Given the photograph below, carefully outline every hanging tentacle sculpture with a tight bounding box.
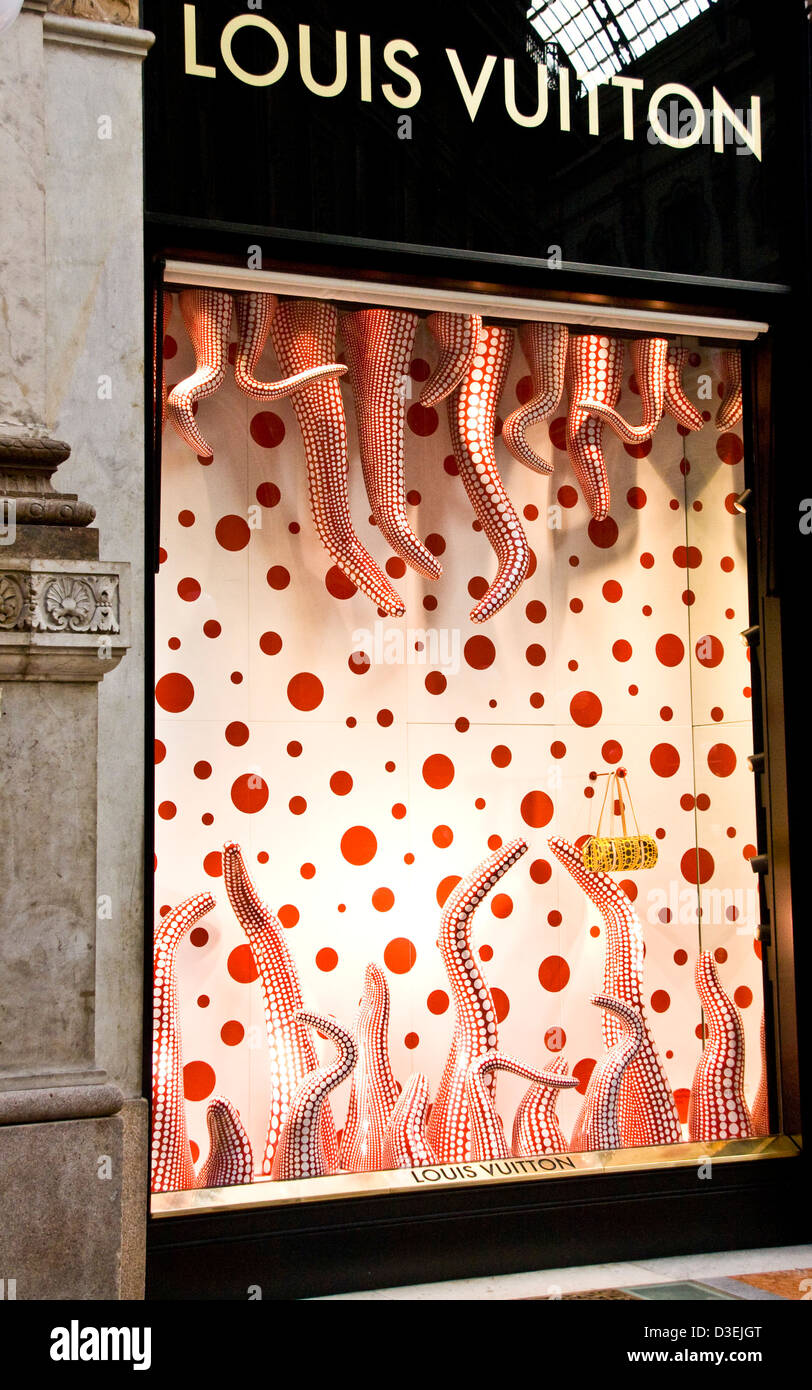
[579,336,668,444]
[688,951,753,1142]
[419,311,482,407]
[222,841,340,1176]
[166,289,233,460]
[466,1052,575,1162]
[195,1097,254,1190]
[338,962,399,1173]
[271,1012,358,1181]
[381,1073,437,1170]
[664,344,705,432]
[234,291,347,399]
[565,333,625,520]
[502,321,569,471]
[447,324,530,622]
[270,299,405,616]
[341,307,442,579]
[426,838,528,1163]
[511,1053,580,1157]
[716,347,743,430]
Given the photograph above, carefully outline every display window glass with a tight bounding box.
[151,274,771,1216]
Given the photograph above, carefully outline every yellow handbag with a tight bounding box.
[582,768,658,872]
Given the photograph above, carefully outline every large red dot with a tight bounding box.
[316,947,338,972]
[250,411,285,448]
[464,635,496,670]
[436,875,461,907]
[267,565,290,590]
[341,825,377,865]
[256,481,281,508]
[325,566,357,600]
[230,774,269,814]
[696,635,724,668]
[407,402,438,436]
[680,848,715,884]
[656,634,685,667]
[491,893,513,919]
[203,851,222,878]
[491,745,512,768]
[650,743,680,777]
[570,691,602,726]
[225,721,249,746]
[588,517,618,549]
[259,631,282,656]
[221,1021,245,1046]
[650,990,670,1013]
[330,770,353,796]
[215,515,250,551]
[384,937,416,973]
[183,1061,216,1102]
[492,987,510,1022]
[530,859,552,884]
[287,672,324,711]
[155,673,194,713]
[372,887,395,912]
[716,432,744,465]
[427,989,449,1015]
[708,744,737,776]
[521,790,554,828]
[572,1058,596,1095]
[422,754,455,789]
[612,640,632,662]
[227,944,259,983]
[538,956,570,991]
[278,904,299,929]
[177,577,201,602]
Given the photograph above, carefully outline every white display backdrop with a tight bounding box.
[154,295,763,1187]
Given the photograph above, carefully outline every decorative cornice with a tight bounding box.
[0,431,96,528]
[47,0,136,25]
[0,559,129,680]
[0,568,119,634]
[43,11,154,57]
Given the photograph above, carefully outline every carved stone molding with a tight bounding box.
[0,568,119,633]
[0,558,129,680]
[47,0,137,24]
[0,431,96,528]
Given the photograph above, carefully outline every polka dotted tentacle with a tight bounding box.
[502,321,569,472]
[688,951,752,1142]
[270,299,405,616]
[382,1072,437,1170]
[426,837,528,1163]
[447,324,530,622]
[548,837,681,1146]
[716,348,743,430]
[581,337,669,444]
[271,1011,358,1181]
[234,291,347,400]
[338,962,400,1172]
[341,307,442,580]
[664,344,705,431]
[750,1010,769,1136]
[222,841,339,1176]
[195,1096,254,1190]
[466,1051,567,1162]
[151,891,216,1193]
[420,311,482,407]
[167,289,233,460]
[570,994,644,1152]
[512,1053,580,1157]
[565,333,624,520]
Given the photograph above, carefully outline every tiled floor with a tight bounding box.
[309,1245,812,1300]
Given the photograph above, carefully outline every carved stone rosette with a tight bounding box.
[0,570,120,634]
[0,560,129,680]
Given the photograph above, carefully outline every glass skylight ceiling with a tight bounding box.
[528,1,716,90]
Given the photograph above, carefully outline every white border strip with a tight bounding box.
[165,260,767,341]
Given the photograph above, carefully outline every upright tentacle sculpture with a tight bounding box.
[420,311,482,407]
[579,337,668,444]
[270,300,405,616]
[151,892,216,1193]
[569,994,644,1152]
[466,1052,572,1162]
[341,307,442,580]
[565,334,625,520]
[716,348,743,430]
[689,951,753,1142]
[427,838,528,1163]
[338,963,399,1173]
[750,1011,769,1136]
[381,1073,437,1170]
[166,289,233,460]
[447,324,530,622]
[664,344,705,432]
[271,1012,358,1181]
[502,321,569,472]
[195,1097,254,1190]
[234,291,346,399]
[511,1053,580,1157]
[222,841,339,1176]
[548,837,681,1146]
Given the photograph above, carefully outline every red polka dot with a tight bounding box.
[526,643,546,667]
[203,851,222,877]
[491,893,513,919]
[521,790,554,828]
[183,1061,215,1102]
[720,556,735,573]
[538,955,570,991]
[550,741,567,760]
[225,721,249,747]
[672,545,702,569]
[425,671,447,695]
[468,576,488,600]
[711,707,724,722]
[177,577,201,602]
[250,411,285,448]
[650,990,670,1013]
[221,1021,244,1046]
[547,910,562,927]
[572,1058,595,1095]
[696,793,710,811]
[432,824,453,847]
[479,944,493,962]
[492,987,510,1022]
[708,744,736,776]
[330,770,353,796]
[656,634,685,666]
[407,402,438,436]
[491,744,512,768]
[404,1032,419,1050]
[256,481,281,508]
[278,904,299,929]
[427,989,449,1014]
[156,673,194,713]
[154,739,166,764]
[529,692,544,709]
[288,795,307,815]
[227,945,258,983]
[557,484,578,508]
[673,1088,691,1124]
[602,580,622,602]
[341,826,377,865]
[385,557,406,579]
[348,651,370,675]
[230,774,269,814]
[734,986,752,1009]
[384,937,416,973]
[680,848,715,884]
[601,740,623,764]
[436,875,461,907]
[377,708,394,727]
[287,672,324,711]
[674,949,688,966]
[300,863,316,879]
[627,487,646,509]
[530,859,552,884]
[422,754,455,789]
[325,566,357,599]
[287,741,302,757]
[215,515,250,551]
[570,691,602,726]
[650,743,680,777]
[588,517,618,549]
[410,357,430,382]
[695,635,724,668]
[267,565,290,590]
[717,433,744,465]
[464,635,496,670]
[372,887,395,912]
[624,439,651,459]
[193,760,211,779]
[203,619,221,638]
[391,803,406,820]
[569,598,583,614]
[612,640,632,662]
[640,552,654,569]
[259,631,282,656]
[316,947,338,972]
[189,928,208,949]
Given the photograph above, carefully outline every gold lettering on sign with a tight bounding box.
[381,39,421,109]
[299,25,348,98]
[220,14,289,88]
[648,82,705,148]
[445,49,498,122]
[184,3,215,80]
[503,58,549,128]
